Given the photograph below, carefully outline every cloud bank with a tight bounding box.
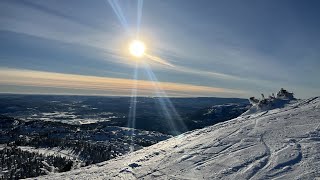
[0,68,244,97]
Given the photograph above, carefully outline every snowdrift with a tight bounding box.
[36,97,320,179]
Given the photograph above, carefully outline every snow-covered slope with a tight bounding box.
[36,97,320,180]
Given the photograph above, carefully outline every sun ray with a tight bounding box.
[127,62,139,152]
[107,0,130,34]
[142,62,188,135]
[137,0,144,38]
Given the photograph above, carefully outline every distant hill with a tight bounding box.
[0,94,249,134]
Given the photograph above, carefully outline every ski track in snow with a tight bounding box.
[32,97,320,180]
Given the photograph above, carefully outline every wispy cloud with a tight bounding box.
[0,68,245,97]
[144,53,175,67]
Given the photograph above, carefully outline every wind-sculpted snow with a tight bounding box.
[37,97,320,179]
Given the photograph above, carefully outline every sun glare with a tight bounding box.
[129,40,145,57]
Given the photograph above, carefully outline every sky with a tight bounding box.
[0,0,320,98]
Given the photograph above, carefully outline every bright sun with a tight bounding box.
[129,40,145,57]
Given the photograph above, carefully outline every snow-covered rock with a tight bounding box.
[36,97,320,179]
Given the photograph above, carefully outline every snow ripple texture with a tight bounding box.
[34,97,320,180]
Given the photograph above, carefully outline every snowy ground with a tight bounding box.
[35,97,320,180]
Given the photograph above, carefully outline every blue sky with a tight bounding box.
[0,0,319,98]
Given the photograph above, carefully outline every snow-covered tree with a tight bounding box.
[276,88,295,100]
[242,88,296,116]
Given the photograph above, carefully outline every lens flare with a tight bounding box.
[129,40,145,57]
